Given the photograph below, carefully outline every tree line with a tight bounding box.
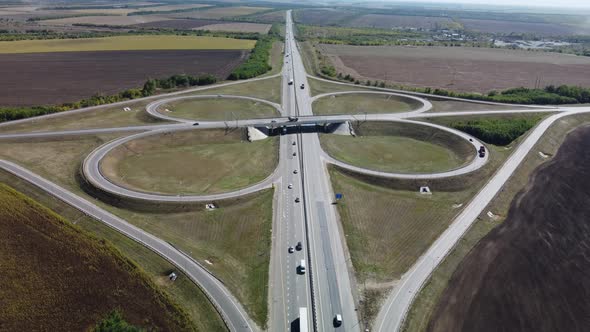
[451,118,540,145]
[228,37,273,80]
[0,74,217,123]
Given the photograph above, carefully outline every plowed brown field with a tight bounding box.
[428,125,590,332]
[0,49,247,106]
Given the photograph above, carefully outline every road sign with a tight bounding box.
[335,193,343,200]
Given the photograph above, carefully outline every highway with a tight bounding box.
[1,8,590,332]
[283,10,359,331]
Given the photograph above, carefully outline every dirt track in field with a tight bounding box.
[0,49,247,106]
[320,44,590,93]
[428,125,590,332]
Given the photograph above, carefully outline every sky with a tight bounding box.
[389,0,590,9]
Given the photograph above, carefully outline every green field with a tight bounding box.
[191,76,282,103]
[160,97,278,121]
[0,133,274,327]
[320,121,473,173]
[307,76,373,96]
[0,35,255,54]
[101,130,278,195]
[322,135,466,173]
[402,112,590,332]
[313,93,417,115]
[0,183,196,331]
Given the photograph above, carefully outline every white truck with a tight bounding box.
[299,307,308,332]
[288,79,294,85]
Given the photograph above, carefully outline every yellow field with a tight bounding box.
[0,35,255,54]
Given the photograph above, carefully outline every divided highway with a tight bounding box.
[2,8,590,332]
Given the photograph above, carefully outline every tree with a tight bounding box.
[142,79,157,96]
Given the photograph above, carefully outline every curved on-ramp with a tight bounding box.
[0,159,257,332]
[82,127,281,203]
[321,118,488,179]
[311,90,432,116]
[146,94,283,123]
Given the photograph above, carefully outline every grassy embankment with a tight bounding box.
[101,129,279,195]
[402,112,590,332]
[159,98,278,121]
[312,93,417,115]
[0,183,198,331]
[320,121,473,174]
[0,134,274,328]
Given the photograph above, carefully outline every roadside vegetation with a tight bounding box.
[0,134,274,328]
[427,114,545,145]
[402,112,590,332]
[451,117,541,145]
[229,25,281,80]
[159,97,278,121]
[0,183,195,331]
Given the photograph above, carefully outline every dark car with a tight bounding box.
[479,151,486,158]
[295,197,300,203]
[193,122,199,126]
[296,242,302,251]
[288,116,298,122]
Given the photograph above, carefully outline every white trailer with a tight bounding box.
[299,307,308,332]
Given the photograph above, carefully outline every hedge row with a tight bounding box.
[451,118,539,145]
[228,37,273,80]
[0,74,216,123]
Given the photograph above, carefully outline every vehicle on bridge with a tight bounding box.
[288,116,298,122]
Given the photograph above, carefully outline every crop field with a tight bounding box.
[128,4,211,12]
[0,49,248,106]
[101,129,278,195]
[0,133,274,327]
[294,8,359,26]
[460,18,590,36]
[167,6,270,20]
[134,18,224,29]
[246,10,285,23]
[196,22,272,34]
[0,35,255,54]
[318,44,590,93]
[0,183,194,331]
[312,93,418,115]
[320,121,473,173]
[402,112,590,332]
[428,126,590,332]
[159,97,278,120]
[345,14,452,30]
[38,14,172,26]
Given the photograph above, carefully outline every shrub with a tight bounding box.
[451,118,540,145]
[228,37,273,80]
